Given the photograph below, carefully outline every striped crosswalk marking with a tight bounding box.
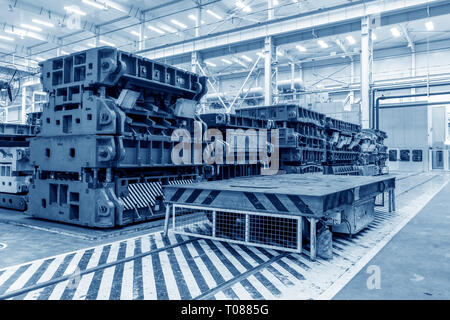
[120,239,136,300]
[72,246,103,300]
[141,236,157,299]
[96,242,120,300]
[48,250,85,300]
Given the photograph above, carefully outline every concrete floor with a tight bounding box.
[334,180,450,300]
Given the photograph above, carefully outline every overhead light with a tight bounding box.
[346,35,356,45]
[64,6,87,16]
[296,45,306,52]
[87,42,95,47]
[317,39,328,48]
[205,61,216,67]
[188,14,205,24]
[236,1,251,13]
[425,21,434,31]
[60,50,69,55]
[276,49,283,56]
[170,19,187,29]
[35,56,45,62]
[130,30,140,37]
[20,23,42,32]
[256,52,265,58]
[232,57,247,67]
[159,24,177,33]
[372,32,377,40]
[241,54,252,62]
[206,9,222,20]
[148,25,165,34]
[221,58,232,64]
[273,0,279,5]
[99,39,115,46]
[390,27,401,37]
[82,0,107,10]
[0,35,14,41]
[31,19,54,28]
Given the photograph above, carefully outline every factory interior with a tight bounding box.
[0,0,449,304]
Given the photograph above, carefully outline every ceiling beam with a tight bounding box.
[139,0,449,62]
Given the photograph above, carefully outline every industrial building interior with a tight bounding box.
[0,0,449,303]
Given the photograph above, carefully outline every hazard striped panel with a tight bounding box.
[120,182,163,211]
[120,180,196,211]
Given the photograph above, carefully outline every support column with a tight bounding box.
[139,12,146,51]
[360,16,373,129]
[94,26,100,46]
[411,49,416,100]
[191,51,200,73]
[264,36,274,105]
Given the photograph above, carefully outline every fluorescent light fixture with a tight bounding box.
[170,19,187,29]
[0,35,14,41]
[35,56,45,61]
[206,9,222,20]
[372,32,377,40]
[276,50,283,56]
[296,45,306,52]
[31,19,54,28]
[205,61,216,67]
[390,27,401,37]
[241,54,252,62]
[256,52,264,58]
[130,31,140,37]
[232,57,247,67]
[60,50,69,55]
[20,23,42,32]
[159,24,177,33]
[99,39,115,46]
[236,1,251,12]
[425,21,434,31]
[148,25,165,34]
[82,0,106,10]
[188,14,204,24]
[64,6,87,16]
[87,42,96,47]
[317,39,328,48]
[346,35,356,45]
[273,0,279,5]
[221,58,232,64]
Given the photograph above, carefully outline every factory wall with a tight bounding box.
[379,106,429,172]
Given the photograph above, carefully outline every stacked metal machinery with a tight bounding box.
[323,117,362,175]
[356,129,389,176]
[0,122,37,210]
[28,47,213,227]
[235,104,327,173]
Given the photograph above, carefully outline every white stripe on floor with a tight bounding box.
[23,256,65,300]
[120,239,136,300]
[48,250,85,300]
[185,242,217,290]
[5,261,44,294]
[72,246,103,300]
[141,236,157,300]
[96,242,121,300]
[172,244,202,298]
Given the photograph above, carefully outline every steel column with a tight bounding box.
[360,15,373,129]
